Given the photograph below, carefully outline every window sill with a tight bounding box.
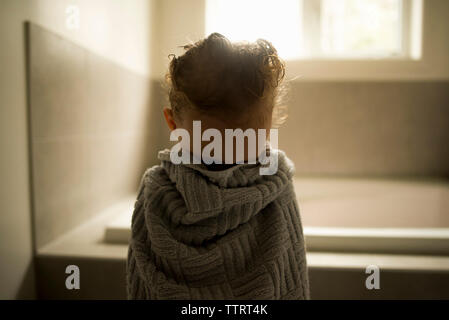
[285,56,420,62]
[283,58,446,81]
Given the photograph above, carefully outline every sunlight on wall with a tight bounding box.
[205,0,302,60]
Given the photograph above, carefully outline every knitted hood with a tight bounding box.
[153,149,295,245]
[127,149,309,299]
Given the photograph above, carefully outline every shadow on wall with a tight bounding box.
[25,22,168,252]
[146,79,171,164]
[15,261,36,299]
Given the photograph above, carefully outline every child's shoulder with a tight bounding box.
[140,164,171,189]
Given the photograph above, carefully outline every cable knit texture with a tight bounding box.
[127,149,310,299]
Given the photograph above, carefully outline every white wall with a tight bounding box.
[151,0,205,77]
[0,0,155,299]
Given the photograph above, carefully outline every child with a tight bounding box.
[126,33,309,299]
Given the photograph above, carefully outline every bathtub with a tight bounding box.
[103,177,449,256]
[38,177,449,299]
[294,177,449,255]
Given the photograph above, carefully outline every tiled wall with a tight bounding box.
[279,81,449,177]
[27,23,165,249]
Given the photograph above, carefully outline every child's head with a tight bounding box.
[163,33,286,134]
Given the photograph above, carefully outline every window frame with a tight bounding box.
[302,0,416,60]
[205,0,422,61]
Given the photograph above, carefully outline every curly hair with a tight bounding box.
[166,33,287,127]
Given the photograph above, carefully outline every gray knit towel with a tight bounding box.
[127,148,310,299]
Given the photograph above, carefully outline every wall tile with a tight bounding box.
[27,23,154,249]
[280,81,449,176]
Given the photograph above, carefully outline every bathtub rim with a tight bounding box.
[304,226,449,255]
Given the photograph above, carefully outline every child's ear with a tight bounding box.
[163,107,177,131]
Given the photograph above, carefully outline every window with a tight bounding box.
[205,0,422,60]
